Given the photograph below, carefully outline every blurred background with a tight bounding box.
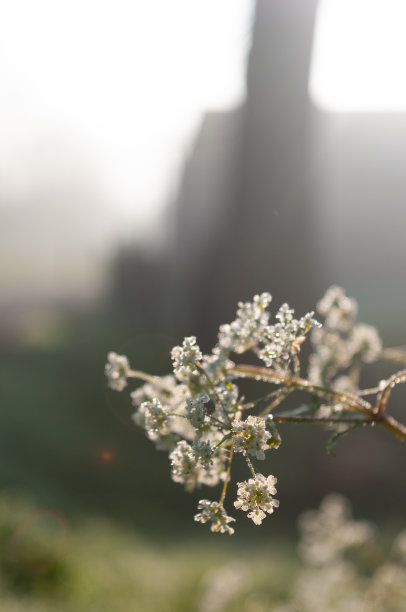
[1,0,406,609]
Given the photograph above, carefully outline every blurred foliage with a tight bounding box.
[0,495,298,612]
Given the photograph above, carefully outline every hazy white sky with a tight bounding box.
[0,0,254,236]
[310,0,406,112]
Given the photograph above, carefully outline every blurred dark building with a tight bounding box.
[169,0,320,347]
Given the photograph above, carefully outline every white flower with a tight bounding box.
[317,285,358,331]
[232,415,273,460]
[194,500,235,535]
[298,494,374,565]
[105,352,130,391]
[234,473,279,525]
[218,293,272,353]
[192,439,213,469]
[171,336,202,380]
[170,440,225,491]
[142,398,171,441]
[259,305,320,368]
[348,323,382,363]
[186,393,210,431]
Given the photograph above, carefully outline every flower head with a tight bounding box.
[171,336,202,380]
[232,415,274,460]
[194,500,235,535]
[234,473,279,525]
[105,352,130,391]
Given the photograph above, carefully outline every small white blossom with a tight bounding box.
[232,415,273,460]
[317,285,358,331]
[194,500,235,535]
[216,382,239,416]
[142,398,171,441]
[218,293,272,353]
[259,306,320,368]
[105,352,130,391]
[186,393,210,431]
[170,440,225,491]
[200,347,235,384]
[234,473,279,525]
[193,439,214,469]
[171,336,202,380]
[348,323,382,363]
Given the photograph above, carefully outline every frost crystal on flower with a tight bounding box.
[142,398,171,441]
[349,323,382,363]
[232,415,274,460]
[186,393,210,431]
[170,440,225,491]
[234,474,279,525]
[259,305,320,368]
[170,440,197,489]
[317,285,358,331]
[218,292,272,353]
[171,336,203,380]
[194,500,235,535]
[193,439,214,469]
[215,382,239,417]
[105,352,130,391]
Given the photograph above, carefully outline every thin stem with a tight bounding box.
[212,433,231,451]
[230,364,373,415]
[380,347,406,365]
[376,369,406,416]
[219,441,234,506]
[378,413,406,441]
[259,389,291,417]
[244,453,256,478]
[128,369,163,384]
[273,415,371,425]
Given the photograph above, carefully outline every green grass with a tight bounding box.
[0,495,298,612]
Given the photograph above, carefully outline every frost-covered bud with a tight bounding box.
[275,302,294,325]
[317,285,358,331]
[200,347,235,384]
[194,500,235,535]
[259,305,320,368]
[170,440,224,490]
[186,393,210,431]
[216,382,239,416]
[105,352,130,391]
[218,293,272,353]
[142,398,170,440]
[348,323,382,363]
[193,439,213,470]
[170,440,198,489]
[234,474,279,525]
[232,415,273,460]
[171,336,202,380]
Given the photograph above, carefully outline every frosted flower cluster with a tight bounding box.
[232,415,274,460]
[272,495,406,612]
[298,494,374,565]
[259,304,320,368]
[171,336,203,380]
[105,352,130,391]
[105,286,405,534]
[234,473,279,525]
[218,292,272,353]
[309,286,382,392]
[194,500,235,535]
[170,440,226,492]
